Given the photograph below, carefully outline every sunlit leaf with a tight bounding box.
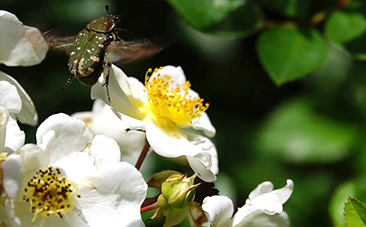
[168,0,264,39]
[258,27,328,84]
[344,197,366,227]
[329,181,359,227]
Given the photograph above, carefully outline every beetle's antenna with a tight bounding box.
[105,5,110,14]
[61,75,74,93]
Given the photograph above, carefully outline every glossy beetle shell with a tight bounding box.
[86,15,118,33]
[68,29,113,85]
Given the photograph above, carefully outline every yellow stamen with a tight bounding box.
[22,167,80,221]
[145,67,209,126]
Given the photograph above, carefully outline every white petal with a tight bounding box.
[78,162,147,227]
[4,117,25,152]
[2,154,23,198]
[4,199,22,227]
[192,112,216,137]
[88,135,121,166]
[186,153,216,182]
[250,180,294,215]
[36,113,93,164]
[54,152,96,183]
[40,212,89,227]
[0,80,22,114]
[271,179,294,204]
[146,121,218,181]
[0,72,38,125]
[248,182,274,200]
[18,144,50,174]
[234,211,290,227]
[70,111,92,126]
[6,200,84,227]
[91,64,149,121]
[188,133,219,175]
[201,195,234,227]
[232,204,258,226]
[151,65,187,87]
[232,180,294,226]
[0,106,10,151]
[0,10,47,66]
[146,121,202,158]
[114,111,147,131]
[87,100,146,156]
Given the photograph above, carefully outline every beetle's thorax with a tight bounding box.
[86,15,118,33]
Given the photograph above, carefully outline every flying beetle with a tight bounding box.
[44,5,166,102]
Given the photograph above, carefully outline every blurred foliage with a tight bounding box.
[2,0,366,226]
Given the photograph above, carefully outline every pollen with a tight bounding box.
[145,67,209,126]
[22,166,80,221]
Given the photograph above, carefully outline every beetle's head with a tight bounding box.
[105,5,122,23]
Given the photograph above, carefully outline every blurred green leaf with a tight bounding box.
[344,197,366,227]
[167,0,264,39]
[310,43,352,97]
[257,27,328,84]
[258,0,310,18]
[325,1,366,59]
[255,96,358,163]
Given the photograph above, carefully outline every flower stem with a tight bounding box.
[141,202,159,213]
[135,138,150,170]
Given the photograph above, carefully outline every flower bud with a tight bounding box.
[161,173,200,209]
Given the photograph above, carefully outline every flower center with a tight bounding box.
[22,166,80,221]
[145,67,209,126]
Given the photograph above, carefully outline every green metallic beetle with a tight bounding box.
[44,5,166,102]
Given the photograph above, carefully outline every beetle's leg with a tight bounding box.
[102,61,111,103]
[61,75,74,93]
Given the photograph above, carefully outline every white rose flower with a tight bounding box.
[91,65,218,182]
[1,113,147,227]
[190,180,294,227]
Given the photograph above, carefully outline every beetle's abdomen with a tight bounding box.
[68,29,111,83]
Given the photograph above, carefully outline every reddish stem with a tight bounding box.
[135,138,150,170]
[140,202,159,213]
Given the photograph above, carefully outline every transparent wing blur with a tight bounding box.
[43,30,76,54]
[106,39,167,64]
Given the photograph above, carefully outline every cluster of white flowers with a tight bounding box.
[0,10,294,227]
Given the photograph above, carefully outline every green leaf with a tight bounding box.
[255,96,358,163]
[258,0,310,18]
[345,197,366,227]
[329,182,358,227]
[167,0,264,39]
[325,1,366,59]
[329,181,366,227]
[257,27,328,84]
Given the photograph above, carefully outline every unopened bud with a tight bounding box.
[161,173,200,209]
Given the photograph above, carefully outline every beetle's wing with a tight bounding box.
[43,30,76,54]
[106,39,168,64]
